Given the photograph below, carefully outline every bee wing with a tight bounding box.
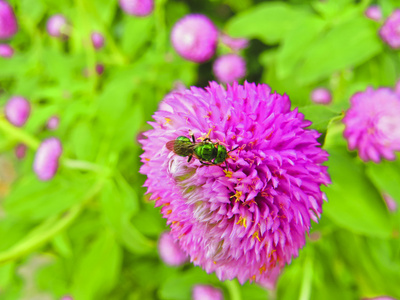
[166,140,176,152]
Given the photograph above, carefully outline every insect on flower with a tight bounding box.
[165,130,238,165]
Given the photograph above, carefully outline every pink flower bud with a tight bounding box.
[220,33,249,51]
[47,115,60,131]
[365,5,382,22]
[310,88,332,104]
[33,137,63,181]
[192,285,223,300]
[95,63,104,75]
[0,43,13,58]
[213,54,246,84]
[158,231,188,266]
[5,96,30,127]
[171,14,218,63]
[382,193,398,212]
[379,10,400,49]
[119,0,154,17]
[91,31,104,50]
[46,14,70,39]
[14,143,27,160]
[0,0,17,39]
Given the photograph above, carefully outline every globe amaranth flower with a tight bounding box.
[192,285,223,300]
[213,54,246,84]
[119,0,154,17]
[33,137,62,181]
[171,14,218,63]
[343,87,400,163]
[0,0,17,39]
[158,231,188,266]
[365,5,382,22]
[91,31,104,50]
[5,96,30,127]
[140,82,330,284]
[0,43,13,58]
[379,10,400,49]
[46,14,70,39]
[310,88,332,105]
[220,33,249,51]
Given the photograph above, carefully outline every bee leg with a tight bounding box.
[228,146,239,153]
[187,155,193,163]
[191,134,196,144]
[199,161,213,166]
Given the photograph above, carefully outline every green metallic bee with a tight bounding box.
[166,133,237,165]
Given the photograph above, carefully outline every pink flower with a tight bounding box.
[0,0,17,39]
[46,14,70,39]
[158,231,188,266]
[91,31,104,50]
[220,33,249,51]
[119,0,154,17]
[5,96,30,127]
[365,5,382,22]
[379,10,400,49]
[0,43,13,58]
[213,54,246,84]
[395,79,400,96]
[343,87,400,162]
[171,14,218,63]
[192,285,223,300]
[47,115,60,131]
[310,88,332,104]
[14,143,27,160]
[33,138,63,181]
[140,82,330,284]
[382,193,398,212]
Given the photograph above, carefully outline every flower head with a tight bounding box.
[0,43,13,58]
[158,231,188,266]
[46,14,70,39]
[192,285,223,300]
[0,0,17,39]
[5,96,30,127]
[365,5,382,22]
[379,10,400,49]
[343,87,400,163]
[140,82,330,284]
[91,31,104,50]
[119,0,154,17]
[33,137,63,181]
[171,14,218,63]
[310,88,332,105]
[220,33,249,51]
[213,54,246,84]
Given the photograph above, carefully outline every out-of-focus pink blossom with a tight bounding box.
[33,138,63,181]
[5,96,30,127]
[119,0,154,17]
[47,115,60,131]
[365,5,382,22]
[14,143,27,160]
[192,285,223,300]
[310,88,332,105]
[46,14,70,39]
[0,43,13,58]
[213,54,246,84]
[220,33,249,51]
[382,193,398,212]
[91,31,104,50]
[0,0,17,39]
[379,10,400,49]
[158,231,188,266]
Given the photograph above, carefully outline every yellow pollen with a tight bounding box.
[224,170,233,178]
[230,190,242,202]
[144,158,150,161]
[164,117,171,124]
[250,275,256,282]
[198,128,213,141]
[252,231,261,242]
[213,261,217,264]
[268,249,276,259]
[236,216,247,228]
[259,264,266,274]
[166,209,172,215]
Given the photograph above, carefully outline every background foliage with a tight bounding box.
[0,0,399,299]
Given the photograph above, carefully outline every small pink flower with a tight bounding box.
[379,9,400,49]
[47,115,60,131]
[119,0,154,17]
[33,138,63,181]
[343,87,400,162]
[213,54,246,84]
[171,14,218,63]
[0,0,18,39]
[192,285,223,300]
[46,14,70,39]
[14,143,27,160]
[220,33,249,51]
[365,5,382,22]
[158,231,188,266]
[95,63,104,75]
[310,88,332,104]
[382,193,398,212]
[5,96,30,127]
[0,43,13,58]
[91,31,104,50]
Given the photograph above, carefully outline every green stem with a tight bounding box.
[63,158,110,174]
[224,280,242,300]
[0,116,40,149]
[299,258,313,300]
[0,181,103,265]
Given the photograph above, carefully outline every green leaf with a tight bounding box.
[322,146,392,238]
[225,2,310,44]
[300,105,341,133]
[298,17,382,84]
[71,230,122,300]
[121,16,154,57]
[69,121,99,161]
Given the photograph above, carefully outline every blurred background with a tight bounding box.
[0,0,399,299]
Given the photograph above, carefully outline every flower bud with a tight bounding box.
[14,143,27,160]
[192,285,223,300]
[365,5,382,22]
[158,231,188,266]
[0,0,17,39]
[310,88,332,104]
[46,14,70,39]
[382,193,398,212]
[0,43,13,58]
[4,96,30,127]
[47,115,60,131]
[171,14,218,63]
[213,54,246,84]
[119,0,154,17]
[91,31,104,50]
[33,138,63,181]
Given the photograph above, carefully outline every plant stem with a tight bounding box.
[63,158,110,174]
[0,116,40,149]
[224,280,242,300]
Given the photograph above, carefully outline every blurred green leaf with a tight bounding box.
[121,16,154,58]
[300,105,341,133]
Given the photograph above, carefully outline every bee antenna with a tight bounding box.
[228,146,239,153]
